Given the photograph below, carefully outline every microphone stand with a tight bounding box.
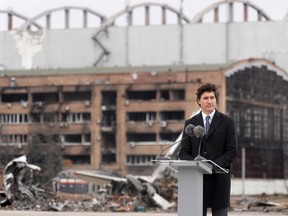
[194,137,206,161]
[155,135,190,161]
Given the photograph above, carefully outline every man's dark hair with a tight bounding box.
[196,83,219,101]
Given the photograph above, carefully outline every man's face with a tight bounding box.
[197,91,216,115]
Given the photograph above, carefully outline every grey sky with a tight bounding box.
[1,0,287,21]
[0,0,288,20]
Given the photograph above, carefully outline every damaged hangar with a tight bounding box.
[0,0,288,191]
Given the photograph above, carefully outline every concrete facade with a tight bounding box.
[0,65,226,175]
[1,22,288,72]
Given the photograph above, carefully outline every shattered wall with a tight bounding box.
[10,30,45,69]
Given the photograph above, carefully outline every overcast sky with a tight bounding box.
[0,0,287,28]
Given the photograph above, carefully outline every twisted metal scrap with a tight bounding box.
[0,155,41,207]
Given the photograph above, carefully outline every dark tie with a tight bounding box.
[205,116,210,134]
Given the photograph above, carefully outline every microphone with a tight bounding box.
[156,124,195,161]
[193,125,206,161]
[193,125,205,139]
[185,124,195,137]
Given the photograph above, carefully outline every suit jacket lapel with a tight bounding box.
[194,112,204,128]
[206,110,222,139]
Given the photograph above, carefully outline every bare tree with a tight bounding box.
[27,134,62,189]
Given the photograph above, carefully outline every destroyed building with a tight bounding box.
[0,0,288,195]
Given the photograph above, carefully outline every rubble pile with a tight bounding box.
[0,155,178,212]
[2,155,288,213]
[1,179,178,212]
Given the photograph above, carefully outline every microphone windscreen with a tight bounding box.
[185,124,195,137]
[193,125,205,138]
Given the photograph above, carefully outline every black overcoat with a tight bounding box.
[178,110,237,209]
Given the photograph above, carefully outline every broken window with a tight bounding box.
[62,113,68,123]
[127,133,156,143]
[58,180,89,194]
[0,114,28,124]
[43,112,57,123]
[83,113,91,122]
[30,113,41,123]
[226,65,288,179]
[101,91,116,106]
[18,114,28,123]
[63,155,90,165]
[63,91,91,102]
[32,92,59,103]
[244,108,251,138]
[253,108,263,139]
[64,134,82,144]
[102,153,116,164]
[127,112,156,122]
[229,105,241,136]
[159,111,185,121]
[160,89,185,101]
[101,91,116,129]
[102,111,116,127]
[227,66,287,104]
[83,134,91,144]
[1,93,28,103]
[62,112,91,123]
[126,155,156,166]
[62,134,90,145]
[126,90,156,101]
[273,108,281,141]
[0,134,27,145]
[101,132,116,164]
[71,113,83,123]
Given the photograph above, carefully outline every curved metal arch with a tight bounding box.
[0,10,42,30]
[192,0,272,23]
[225,58,288,81]
[102,2,190,28]
[92,2,190,67]
[18,6,107,31]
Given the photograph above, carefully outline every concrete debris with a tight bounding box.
[232,193,288,213]
[74,170,177,211]
[246,193,287,212]
[2,156,286,213]
[0,155,178,212]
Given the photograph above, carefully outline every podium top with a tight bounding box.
[157,160,212,175]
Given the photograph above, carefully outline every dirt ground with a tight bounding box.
[230,194,288,214]
[0,210,287,216]
[54,193,288,214]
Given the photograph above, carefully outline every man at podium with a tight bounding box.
[178,83,237,216]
